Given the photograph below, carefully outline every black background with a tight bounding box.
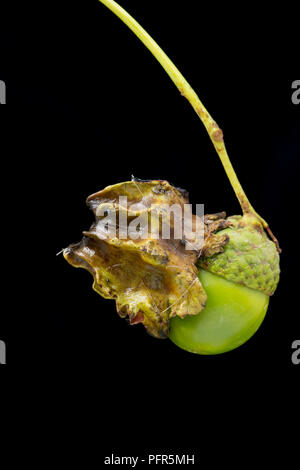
[1,0,299,458]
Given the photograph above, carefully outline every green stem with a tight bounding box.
[98,0,280,252]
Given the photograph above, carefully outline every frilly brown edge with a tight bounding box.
[64,180,230,338]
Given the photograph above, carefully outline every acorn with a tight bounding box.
[67,0,281,354]
[169,214,280,354]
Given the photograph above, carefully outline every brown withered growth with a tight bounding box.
[64,180,230,338]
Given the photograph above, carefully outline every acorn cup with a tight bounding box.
[63,0,281,354]
[199,214,280,297]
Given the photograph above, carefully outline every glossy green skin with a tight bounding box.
[169,269,269,355]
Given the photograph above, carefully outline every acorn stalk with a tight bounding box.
[98,0,281,254]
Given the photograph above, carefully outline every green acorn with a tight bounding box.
[169,214,280,355]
